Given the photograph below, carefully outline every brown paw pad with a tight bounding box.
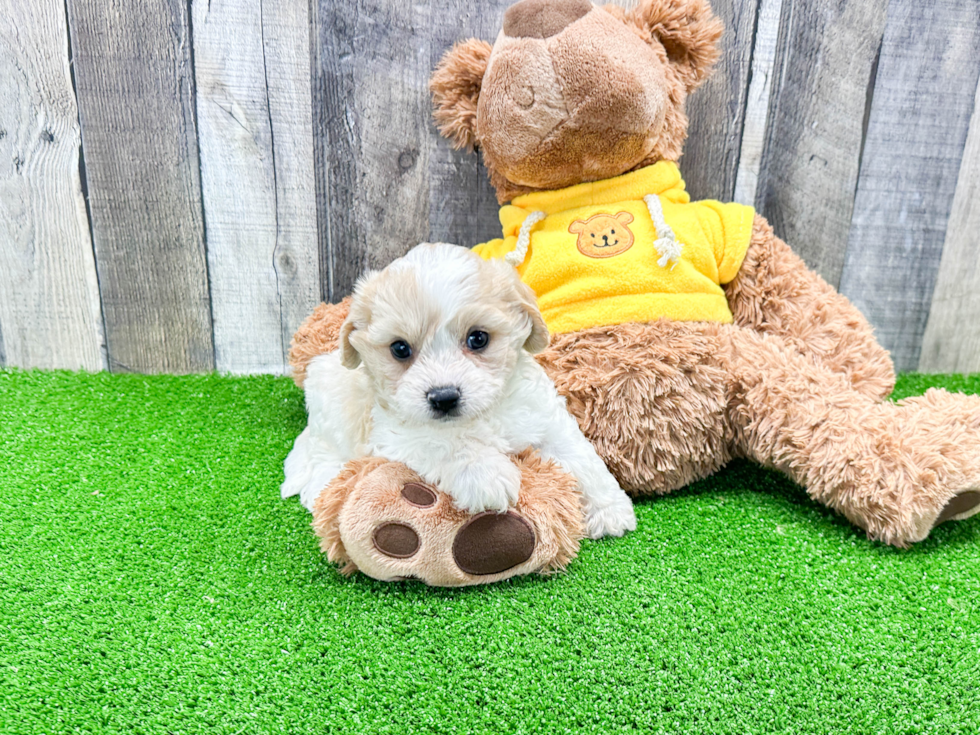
[373,523,420,558]
[934,491,980,528]
[452,512,535,575]
[401,483,436,508]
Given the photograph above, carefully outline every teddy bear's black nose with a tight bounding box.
[427,386,461,415]
[503,0,592,39]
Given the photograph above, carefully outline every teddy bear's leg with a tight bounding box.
[312,451,584,586]
[288,297,352,388]
[537,321,734,496]
[725,214,895,401]
[724,325,980,546]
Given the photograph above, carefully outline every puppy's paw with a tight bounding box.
[447,456,522,514]
[584,492,637,539]
[281,429,313,499]
[280,477,302,499]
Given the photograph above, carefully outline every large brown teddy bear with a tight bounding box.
[292,0,980,584]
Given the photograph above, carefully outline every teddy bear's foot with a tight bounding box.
[936,491,980,524]
[312,451,584,586]
[906,489,980,544]
[888,389,980,545]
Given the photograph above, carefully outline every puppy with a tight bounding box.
[280,243,636,539]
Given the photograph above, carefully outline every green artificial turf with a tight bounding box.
[1,369,979,735]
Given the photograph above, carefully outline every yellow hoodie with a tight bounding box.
[473,161,755,335]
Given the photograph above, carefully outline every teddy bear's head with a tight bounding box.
[430,0,722,203]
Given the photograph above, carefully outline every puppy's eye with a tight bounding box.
[466,330,490,351]
[611,230,615,234]
[390,340,412,361]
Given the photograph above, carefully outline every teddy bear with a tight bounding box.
[290,0,980,585]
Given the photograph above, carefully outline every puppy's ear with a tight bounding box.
[514,279,550,354]
[339,271,380,369]
[627,0,722,92]
[568,220,587,234]
[430,39,493,151]
[339,318,361,369]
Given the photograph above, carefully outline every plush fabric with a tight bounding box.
[472,162,754,333]
[312,450,584,586]
[288,297,351,389]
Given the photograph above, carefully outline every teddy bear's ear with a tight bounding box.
[430,39,493,151]
[626,0,723,92]
[568,220,587,234]
[614,211,634,225]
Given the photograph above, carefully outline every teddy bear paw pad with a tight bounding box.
[452,512,536,575]
[933,491,980,528]
[373,523,420,558]
[401,483,437,507]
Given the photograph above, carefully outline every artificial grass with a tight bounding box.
[1,370,979,735]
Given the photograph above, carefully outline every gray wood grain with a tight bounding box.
[680,0,758,202]
[66,0,213,373]
[192,0,319,374]
[754,0,889,287]
[839,0,980,372]
[915,78,980,373]
[733,0,781,206]
[426,0,511,248]
[261,0,321,369]
[312,0,433,301]
[0,0,104,370]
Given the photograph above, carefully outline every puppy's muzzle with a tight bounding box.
[427,386,461,417]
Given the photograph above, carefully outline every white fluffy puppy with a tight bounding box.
[280,243,636,539]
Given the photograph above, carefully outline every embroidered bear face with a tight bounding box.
[568,211,635,258]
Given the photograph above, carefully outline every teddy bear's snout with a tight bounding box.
[503,0,592,39]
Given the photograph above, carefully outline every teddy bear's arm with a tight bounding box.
[725,213,895,401]
[288,298,352,388]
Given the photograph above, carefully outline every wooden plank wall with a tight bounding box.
[1,0,979,374]
[0,0,104,370]
[191,0,320,373]
[67,0,214,373]
[839,0,980,370]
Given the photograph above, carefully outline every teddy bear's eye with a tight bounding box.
[591,233,595,238]
[611,230,615,234]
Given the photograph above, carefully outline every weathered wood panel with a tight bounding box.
[0,0,104,370]
[754,0,888,287]
[261,0,322,367]
[680,0,758,202]
[917,76,980,374]
[838,0,980,371]
[192,0,319,374]
[312,0,433,301]
[66,0,213,373]
[1,0,978,374]
[427,1,512,248]
[732,0,780,206]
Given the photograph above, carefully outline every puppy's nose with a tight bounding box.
[427,386,461,414]
[503,0,592,39]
